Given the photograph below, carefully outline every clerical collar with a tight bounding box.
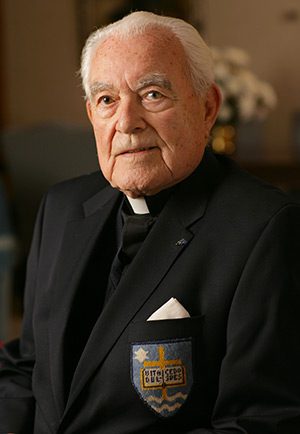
[125,185,175,216]
[126,196,150,214]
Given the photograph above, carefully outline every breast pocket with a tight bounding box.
[128,316,204,418]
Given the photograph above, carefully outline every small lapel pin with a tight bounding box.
[175,238,188,247]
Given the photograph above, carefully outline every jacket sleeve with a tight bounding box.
[0,196,46,433]
[184,203,300,433]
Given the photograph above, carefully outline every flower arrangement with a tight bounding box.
[211,47,277,153]
[212,46,277,125]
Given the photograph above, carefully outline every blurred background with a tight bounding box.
[0,0,300,343]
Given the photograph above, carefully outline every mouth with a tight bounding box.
[119,146,157,155]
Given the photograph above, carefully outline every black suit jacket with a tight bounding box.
[1,149,300,433]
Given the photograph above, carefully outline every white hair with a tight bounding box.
[80,11,215,100]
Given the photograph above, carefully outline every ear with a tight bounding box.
[204,83,222,133]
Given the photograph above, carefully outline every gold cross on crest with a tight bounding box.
[140,345,186,398]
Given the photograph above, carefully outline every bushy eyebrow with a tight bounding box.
[89,73,175,100]
[90,82,114,99]
[135,73,173,92]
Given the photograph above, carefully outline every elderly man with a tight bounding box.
[1,11,300,434]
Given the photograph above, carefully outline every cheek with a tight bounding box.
[157,104,202,142]
[159,109,206,172]
[91,111,117,148]
[151,113,182,147]
[93,127,115,179]
[156,110,199,153]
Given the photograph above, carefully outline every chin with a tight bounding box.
[110,169,174,197]
[119,181,174,198]
[118,185,153,197]
[113,180,157,197]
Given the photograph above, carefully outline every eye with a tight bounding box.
[98,95,114,106]
[140,88,173,112]
[144,90,163,101]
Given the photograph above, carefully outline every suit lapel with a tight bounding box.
[62,149,224,418]
[48,185,121,417]
[64,207,193,413]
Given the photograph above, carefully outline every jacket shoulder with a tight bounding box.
[216,155,296,216]
[47,171,108,201]
[40,171,113,223]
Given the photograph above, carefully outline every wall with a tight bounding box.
[1,1,300,330]
[2,0,86,127]
[205,0,300,161]
[2,0,300,162]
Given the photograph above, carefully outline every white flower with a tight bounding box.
[239,71,259,93]
[257,81,277,109]
[225,76,244,97]
[223,47,250,68]
[212,46,277,124]
[214,62,231,81]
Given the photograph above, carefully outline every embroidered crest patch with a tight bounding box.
[131,338,193,417]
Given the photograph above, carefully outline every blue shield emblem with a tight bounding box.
[131,338,193,417]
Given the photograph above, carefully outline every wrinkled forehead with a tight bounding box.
[89,28,190,84]
[89,29,188,96]
[97,25,185,57]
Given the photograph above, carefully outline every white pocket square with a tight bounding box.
[147,297,190,321]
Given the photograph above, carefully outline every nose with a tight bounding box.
[116,96,146,134]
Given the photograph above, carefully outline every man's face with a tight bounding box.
[86,29,220,197]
